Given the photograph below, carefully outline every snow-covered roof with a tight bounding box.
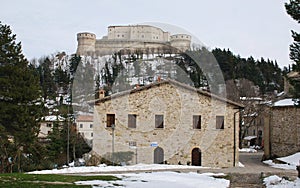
[276,91,284,97]
[273,98,297,107]
[42,115,65,122]
[240,97,263,101]
[243,136,257,140]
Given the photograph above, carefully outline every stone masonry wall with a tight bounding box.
[93,82,240,168]
[270,107,300,157]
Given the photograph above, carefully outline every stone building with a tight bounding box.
[76,25,191,56]
[264,98,300,159]
[93,79,243,168]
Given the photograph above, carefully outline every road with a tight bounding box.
[218,151,297,187]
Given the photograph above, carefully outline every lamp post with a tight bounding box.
[111,124,115,166]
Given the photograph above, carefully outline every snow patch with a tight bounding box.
[263,152,300,170]
[273,98,296,107]
[264,175,300,188]
[75,171,230,188]
[28,164,209,174]
[238,162,245,167]
[239,148,257,153]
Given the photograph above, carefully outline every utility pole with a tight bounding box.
[67,101,70,166]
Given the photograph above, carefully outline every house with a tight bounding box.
[240,97,265,147]
[38,115,65,139]
[75,115,94,146]
[93,79,243,168]
[264,98,300,159]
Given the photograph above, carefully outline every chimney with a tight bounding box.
[99,89,105,99]
[157,76,161,82]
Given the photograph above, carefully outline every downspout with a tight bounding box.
[234,107,243,167]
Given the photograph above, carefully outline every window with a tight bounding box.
[128,114,137,128]
[80,124,83,128]
[193,115,201,129]
[107,114,115,127]
[91,133,93,137]
[253,129,256,135]
[47,123,52,127]
[90,124,93,128]
[155,115,164,128]
[216,116,224,129]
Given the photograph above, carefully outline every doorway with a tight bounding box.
[191,147,201,166]
[154,147,164,164]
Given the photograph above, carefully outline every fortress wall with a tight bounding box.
[107,25,169,42]
[76,25,191,56]
[95,40,178,55]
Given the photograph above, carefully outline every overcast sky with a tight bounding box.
[1,0,299,67]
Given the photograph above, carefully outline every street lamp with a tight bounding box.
[111,124,115,166]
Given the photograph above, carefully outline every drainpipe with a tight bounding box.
[233,107,244,167]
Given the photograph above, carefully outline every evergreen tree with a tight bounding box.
[285,0,300,102]
[0,21,42,173]
[38,57,56,100]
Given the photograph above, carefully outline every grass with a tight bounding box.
[0,173,120,187]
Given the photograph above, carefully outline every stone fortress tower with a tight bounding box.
[76,25,191,56]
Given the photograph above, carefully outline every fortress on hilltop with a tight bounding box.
[76,25,191,56]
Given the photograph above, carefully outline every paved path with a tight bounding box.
[214,151,297,187]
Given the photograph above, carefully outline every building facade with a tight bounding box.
[264,98,300,159]
[93,79,243,167]
[75,115,94,142]
[76,25,191,56]
[38,116,65,142]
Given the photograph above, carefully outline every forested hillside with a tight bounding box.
[212,48,284,95]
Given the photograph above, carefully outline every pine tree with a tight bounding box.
[285,0,300,103]
[0,21,42,172]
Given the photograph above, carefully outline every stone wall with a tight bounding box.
[93,81,240,167]
[270,107,300,157]
[108,25,168,42]
[76,25,191,56]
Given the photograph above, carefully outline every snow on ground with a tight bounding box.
[263,160,296,170]
[28,164,210,174]
[263,152,300,170]
[28,164,229,188]
[238,162,245,167]
[239,148,257,153]
[277,152,300,166]
[75,171,230,188]
[264,175,300,188]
